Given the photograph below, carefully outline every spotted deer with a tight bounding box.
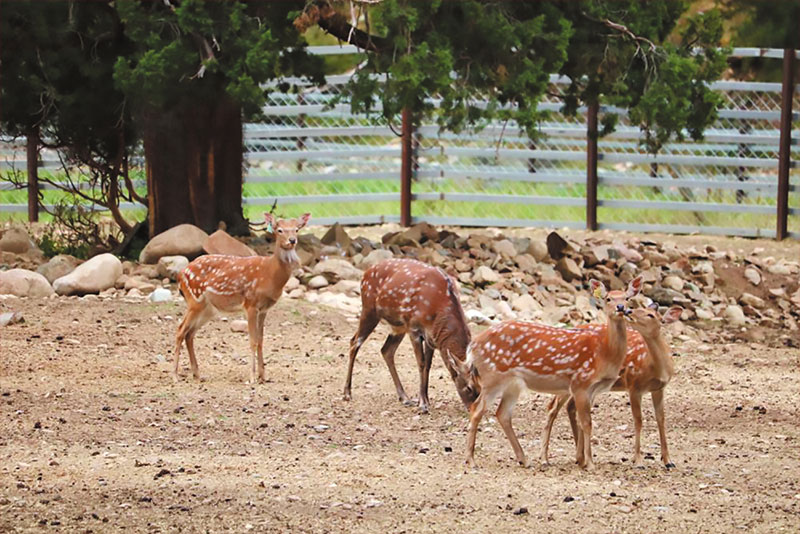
[458,276,642,470]
[173,213,311,384]
[343,258,478,413]
[540,302,683,468]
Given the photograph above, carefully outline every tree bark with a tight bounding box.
[142,94,248,237]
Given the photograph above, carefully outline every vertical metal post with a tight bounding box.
[26,127,39,222]
[586,101,599,231]
[777,48,796,240]
[400,107,413,227]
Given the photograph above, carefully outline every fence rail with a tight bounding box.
[1,46,799,239]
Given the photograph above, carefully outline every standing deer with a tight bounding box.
[460,276,642,470]
[343,258,477,413]
[540,302,683,468]
[173,212,311,384]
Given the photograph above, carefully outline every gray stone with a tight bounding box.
[0,311,24,326]
[744,267,761,286]
[307,275,330,289]
[230,320,248,333]
[722,304,746,326]
[313,258,362,282]
[157,255,189,282]
[358,249,394,270]
[37,255,80,284]
[139,224,209,264]
[662,275,684,292]
[527,241,549,262]
[148,287,173,303]
[0,269,54,298]
[739,292,765,309]
[511,294,540,313]
[53,254,123,296]
[472,265,500,285]
[493,239,517,259]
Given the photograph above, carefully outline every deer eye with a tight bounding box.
[277,228,284,234]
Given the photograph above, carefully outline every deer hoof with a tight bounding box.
[343,393,352,401]
[665,462,676,469]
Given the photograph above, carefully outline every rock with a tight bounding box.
[358,249,394,269]
[739,292,765,309]
[132,263,160,279]
[139,224,209,264]
[722,305,746,326]
[528,241,549,262]
[744,267,761,286]
[157,256,189,282]
[313,259,362,282]
[546,231,570,260]
[465,309,492,324]
[203,230,256,257]
[230,320,248,333]
[53,254,122,296]
[308,292,360,314]
[646,287,683,306]
[695,307,714,320]
[495,300,515,319]
[493,239,517,259]
[124,276,156,293]
[511,294,541,313]
[284,276,300,291]
[766,262,794,276]
[472,265,500,285]
[515,253,538,275]
[0,311,24,326]
[307,275,330,289]
[320,223,352,250]
[329,280,360,295]
[36,255,80,284]
[583,245,609,267]
[555,257,582,282]
[148,288,172,303]
[0,226,40,256]
[0,269,55,298]
[662,275,684,292]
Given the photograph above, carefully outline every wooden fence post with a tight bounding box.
[776,47,796,240]
[26,127,39,223]
[586,101,599,231]
[400,107,413,227]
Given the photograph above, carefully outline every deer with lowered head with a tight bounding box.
[173,212,310,384]
[343,258,478,413]
[540,301,683,468]
[456,276,642,470]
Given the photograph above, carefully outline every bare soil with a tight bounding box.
[1,294,799,533]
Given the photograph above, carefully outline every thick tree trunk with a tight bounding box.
[142,94,248,237]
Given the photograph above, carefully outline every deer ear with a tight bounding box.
[662,306,683,324]
[589,279,607,300]
[297,212,311,229]
[626,275,643,298]
[264,212,276,226]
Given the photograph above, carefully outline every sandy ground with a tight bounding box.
[1,291,798,534]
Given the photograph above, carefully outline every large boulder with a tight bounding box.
[0,269,54,297]
[203,230,256,257]
[37,255,80,284]
[139,224,208,264]
[157,255,190,282]
[313,258,363,282]
[53,253,122,296]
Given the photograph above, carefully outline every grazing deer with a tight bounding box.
[540,302,683,468]
[173,212,311,384]
[343,258,477,413]
[460,276,642,470]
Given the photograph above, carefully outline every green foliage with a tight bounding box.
[114,0,324,118]
[37,226,90,260]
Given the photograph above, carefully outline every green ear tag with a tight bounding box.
[266,222,273,233]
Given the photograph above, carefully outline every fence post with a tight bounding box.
[777,48,796,240]
[586,101,599,231]
[400,107,413,227]
[26,127,39,223]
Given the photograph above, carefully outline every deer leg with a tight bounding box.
[173,317,189,383]
[255,310,267,383]
[174,305,204,382]
[540,394,570,464]
[185,330,201,381]
[496,384,526,467]
[465,391,489,468]
[343,310,379,401]
[566,397,583,465]
[630,389,645,467]
[572,390,594,470]
[246,306,260,384]
[651,389,674,468]
[410,333,433,413]
[379,333,409,404]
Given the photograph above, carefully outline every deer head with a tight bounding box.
[265,212,311,251]
[629,301,683,337]
[589,275,642,320]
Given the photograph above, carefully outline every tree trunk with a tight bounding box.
[142,94,249,237]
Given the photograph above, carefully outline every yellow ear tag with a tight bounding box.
[593,286,604,299]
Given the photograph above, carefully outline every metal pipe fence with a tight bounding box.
[1,46,799,238]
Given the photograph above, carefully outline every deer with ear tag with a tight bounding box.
[173,212,311,384]
[540,302,683,468]
[461,276,642,470]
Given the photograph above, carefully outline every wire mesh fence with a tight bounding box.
[2,47,799,238]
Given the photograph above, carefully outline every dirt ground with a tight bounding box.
[1,289,798,534]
